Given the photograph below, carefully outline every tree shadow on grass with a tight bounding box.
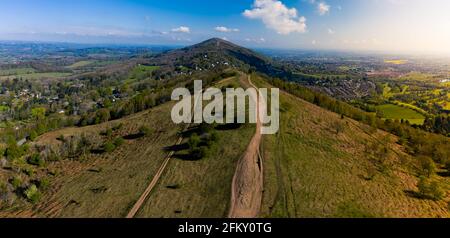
[179,127,202,137]
[90,148,106,154]
[403,190,437,201]
[437,171,450,177]
[172,153,202,161]
[215,123,242,131]
[123,133,144,140]
[163,143,189,152]
[404,190,422,199]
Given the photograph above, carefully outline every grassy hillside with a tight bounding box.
[135,75,255,218]
[2,72,447,218]
[252,75,449,218]
[1,100,183,217]
[0,74,255,218]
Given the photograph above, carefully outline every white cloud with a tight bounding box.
[318,2,330,15]
[327,28,335,34]
[171,26,190,33]
[243,0,307,35]
[215,26,239,32]
[245,37,266,43]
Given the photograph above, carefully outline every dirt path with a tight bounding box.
[126,101,200,218]
[126,77,235,218]
[228,75,265,218]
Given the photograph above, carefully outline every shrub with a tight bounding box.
[101,128,113,137]
[418,156,436,177]
[23,167,35,176]
[138,126,151,137]
[204,131,219,146]
[28,154,45,167]
[103,142,116,153]
[190,146,209,160]
[11,176,23,190]
[38,178,50,191]
[29,130,38,141]
[188,133,201,149]
[332,121,345,134]
[113,137,125,147]
[5,143,22,160]
[417,176,445,200]
[24,185,41,204]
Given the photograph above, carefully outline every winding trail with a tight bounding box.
[228,75,265,218]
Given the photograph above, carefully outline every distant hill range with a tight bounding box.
[148,38,375,100]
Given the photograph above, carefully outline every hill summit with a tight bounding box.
[152,38,288,77]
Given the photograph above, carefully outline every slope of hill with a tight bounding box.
[151,38,288,78]
[0,101,183,217]
[1,39,448,218]
[0,74,255,218]
[252,75,449,218]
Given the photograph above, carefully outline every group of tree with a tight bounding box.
[268,75,450,167]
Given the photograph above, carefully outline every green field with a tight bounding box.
[0,72,72,80]
[68,60,94,69]
[376,104,425,125]
[131,65,160,77]
[399,72,436,82]
[125,65,160,83]
[0,67,36,76]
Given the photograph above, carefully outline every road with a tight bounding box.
[228,75,265,218]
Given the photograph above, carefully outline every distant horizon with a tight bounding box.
[1,0,450,56]
[2,37,450,59]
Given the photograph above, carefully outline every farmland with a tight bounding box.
[0,72,72,80]
[384,59,408,65]
[67,60,94,69]
[376,104,426,125]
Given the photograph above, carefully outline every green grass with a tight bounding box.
[136,123,254,218]
[376,104,425,125]
[253,75,449,218]
[135,75,255,218]
[23,102,184,217]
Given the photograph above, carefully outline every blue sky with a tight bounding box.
[1,0,450,54]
